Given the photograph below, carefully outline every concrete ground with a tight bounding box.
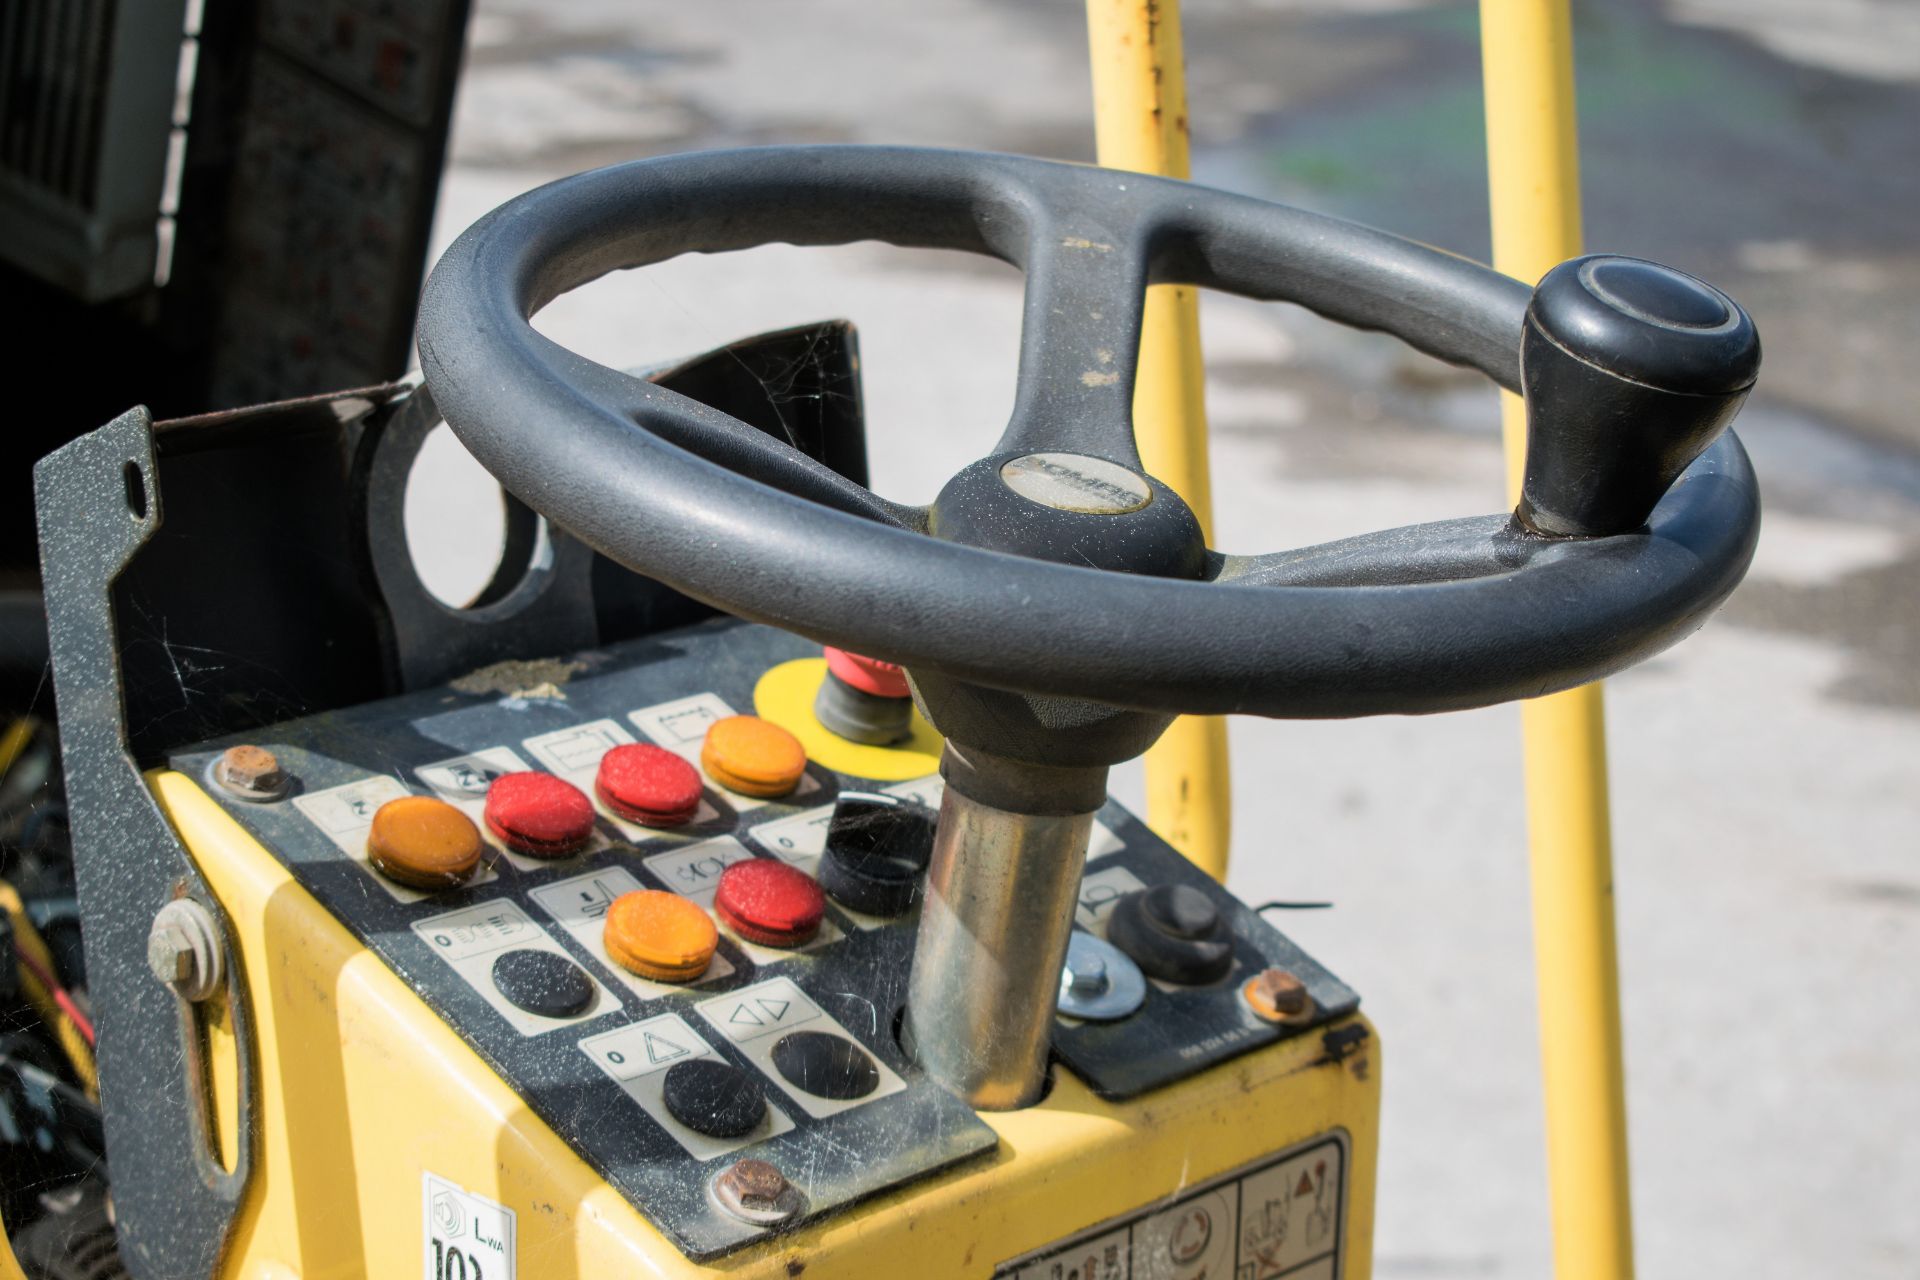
[418,2,1920,1275]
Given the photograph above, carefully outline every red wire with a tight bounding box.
[13,941,96,1048]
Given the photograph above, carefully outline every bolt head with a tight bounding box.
[1063,951,1109,995]
[1244,968,1310,1021]
[147,922,196,986]
[720,1158,790,1207]
[216,745,286,796]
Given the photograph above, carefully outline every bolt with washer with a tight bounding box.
[1062,950,1109,996]
[213,744,289,801]
[711,1158,801,1226]
[146,899,225,1003]
[1243,967,1313,1025]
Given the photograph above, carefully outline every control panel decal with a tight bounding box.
[410,899,617,1037]
[528,867,736,998]
[295,775,500,902]
[645,835,845,962]
[630,693,824,812]
[698,977,907,1119]
[522,718,725,835]
[994,1131,1347,1280]
[417,746,614,872]
[579,1014,796,1160]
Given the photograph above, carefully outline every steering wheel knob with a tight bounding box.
[1519,255,1761,538]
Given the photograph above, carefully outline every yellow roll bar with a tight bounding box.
[1481,4,1637,1277]
[1084,0,1232,880]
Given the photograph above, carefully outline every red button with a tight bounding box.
[596,743,703,827]
[824,647,911,699]
[714,860,826,947]
[483,772,595,858]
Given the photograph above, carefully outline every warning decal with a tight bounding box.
[422,1172,515,1280]
[993,1132,1347,1280]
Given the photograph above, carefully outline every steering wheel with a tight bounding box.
[417,146,1759,724]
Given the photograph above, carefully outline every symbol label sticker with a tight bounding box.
[423,1173,515,1280]
[1076,865,1150,933]
[528,867,735,999]
[629,693,822,813]
[411,899,613,1037]
[523,718,723,835]
[579,1014,794,1159]
[994,1133,1347,1280]
[645,837,843,961]
[295,775,498,902]
[697,978,906,1119]
[417,746,611,872]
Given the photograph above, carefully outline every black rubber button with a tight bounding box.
[490,949,595,1018]
[1106,885,1235,985]
[770,1030,881,1101]
[661,1058,767,1138]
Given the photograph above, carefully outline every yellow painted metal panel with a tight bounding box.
[151,768,1377,1277]
[1479,4,1637,1277]
[1085,0,1232,880]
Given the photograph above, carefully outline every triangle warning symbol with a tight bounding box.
[643,1031,688,1064]
[1295,1172,1314,1197]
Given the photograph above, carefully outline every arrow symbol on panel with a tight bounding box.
[757,999,790,1022]
[643,1032,689,1064]
[728,1004,765,1027]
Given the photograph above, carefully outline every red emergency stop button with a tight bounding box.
[483,771,595,857]
[596,743,703,827]
[713,859,826,947]
[824,647,911,699]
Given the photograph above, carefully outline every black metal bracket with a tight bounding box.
[34,407,260,1280]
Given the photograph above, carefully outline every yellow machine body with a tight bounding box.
[154,771,1379,1279]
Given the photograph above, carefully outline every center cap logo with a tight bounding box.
[998,452,1151,514]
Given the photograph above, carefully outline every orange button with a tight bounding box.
[367,795,483,890]
[603,890,718,982]
[701,715,807,798]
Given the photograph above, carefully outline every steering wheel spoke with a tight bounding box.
[1213,515,1536,589]
[993,203,1155,467]
[532,333,921,530]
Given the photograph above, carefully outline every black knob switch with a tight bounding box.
[817,791,936,917]
[1106,884,1235,985]
[1518,255,1760,537]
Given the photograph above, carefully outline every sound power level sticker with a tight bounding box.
[423,1172,515,1280]
[993,1131,1347,1280]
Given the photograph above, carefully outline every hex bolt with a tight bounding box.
[213,744,289,801]
[1243,968,1312,1024]
[146,899,224,1003]
[711,1158,801,1226]
[1062,950,1109,996]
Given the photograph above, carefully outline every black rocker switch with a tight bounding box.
[1517,254,1761,538]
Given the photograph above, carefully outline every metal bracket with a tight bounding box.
[35,407,259,1280]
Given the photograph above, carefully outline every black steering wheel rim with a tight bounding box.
[417,144,1759,719]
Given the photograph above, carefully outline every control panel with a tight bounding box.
[171,619,1359,1261]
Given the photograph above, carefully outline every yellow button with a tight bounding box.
[604,890,718,982]
[366,795,483,890]
[701,715,807,797]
